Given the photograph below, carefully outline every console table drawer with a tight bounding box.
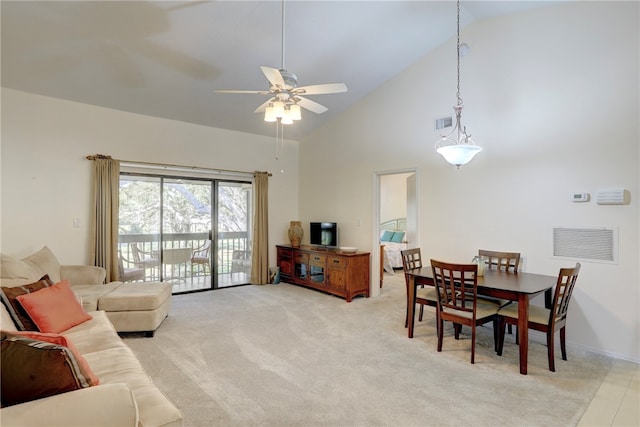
[327,256,347,270]
[309,253,327,267]
[294,253,309,264]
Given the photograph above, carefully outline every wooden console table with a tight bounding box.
[276,245,370,302]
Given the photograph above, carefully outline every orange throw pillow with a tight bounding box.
[10,330,99,387]
[16,280,92,333]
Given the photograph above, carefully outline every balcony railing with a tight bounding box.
[118,232,250,284]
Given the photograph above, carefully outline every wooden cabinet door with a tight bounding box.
[309,253,327,286]
[277,247,293,276]
[326,256,347,291]
[294,252,309,282]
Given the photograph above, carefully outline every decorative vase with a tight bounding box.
[471,255,486,276]
[288,221,303,247]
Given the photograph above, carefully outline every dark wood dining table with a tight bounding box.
[405,267,556,375]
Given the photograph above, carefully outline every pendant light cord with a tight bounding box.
[456,0,462,107]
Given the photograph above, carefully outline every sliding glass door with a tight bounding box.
[119,173,252,293]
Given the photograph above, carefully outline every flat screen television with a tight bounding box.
[309,222,338,248]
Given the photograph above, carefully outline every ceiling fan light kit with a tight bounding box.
[434,0,482,169]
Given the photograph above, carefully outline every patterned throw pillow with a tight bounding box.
[0,275,54,330]
[10,331,99,387]
[0,331,97,406]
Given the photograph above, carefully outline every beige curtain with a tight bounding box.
[90,157,120,283]
[250,171,269,285]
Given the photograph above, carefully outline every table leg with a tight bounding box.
[408,275,416,338]
[517,294,529,375]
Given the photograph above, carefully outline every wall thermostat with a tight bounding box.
[571,193,590,202]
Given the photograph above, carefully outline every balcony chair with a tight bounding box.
[430,259,500,364]
[130,243,160,280]
[231,250,252,277]
[497,263,581,372]
[117,253,145,283]
[400,248,437,328]
[191,240,211,276]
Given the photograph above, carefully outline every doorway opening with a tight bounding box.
[372,169,419,297]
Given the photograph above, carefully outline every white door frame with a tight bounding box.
[370,167,420,297]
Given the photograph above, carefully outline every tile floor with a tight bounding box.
[578,359,639,426]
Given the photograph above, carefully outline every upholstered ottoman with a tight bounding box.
[98,282,172,337]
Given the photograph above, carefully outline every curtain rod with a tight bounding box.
[86,155,271,177]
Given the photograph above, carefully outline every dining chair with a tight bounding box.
[430,259,500,364]
[400,248,437,328]
[496,263,581,372]
[478,249,521,273]
[478,249,522,334]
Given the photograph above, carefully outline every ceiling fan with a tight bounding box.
[215,0,347,124]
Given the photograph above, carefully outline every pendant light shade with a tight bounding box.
[436,144,482,167]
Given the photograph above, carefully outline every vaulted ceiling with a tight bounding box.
[1,1,561,140]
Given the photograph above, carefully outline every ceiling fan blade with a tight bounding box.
[295,96,328,114]
[254,98,276,113]
[260,66,285,89]
[293,82,348,95]
[215,89,270,94]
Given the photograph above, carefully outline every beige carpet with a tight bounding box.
[124,273,611,427]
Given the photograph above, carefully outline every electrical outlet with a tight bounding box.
[73,218,81,228]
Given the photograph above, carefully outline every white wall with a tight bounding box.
[299,2,639,361]
[380,173,411,223]
[1,88,299,266]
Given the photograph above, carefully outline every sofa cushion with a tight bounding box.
[1,303,18,331]
[98,282,172,312]
[23,246,62,283]
[0,254,40,282]
[62,311,128,355]
[72,283,122,311]
[0,275,54,330]
[17,280,92,333]
[10,330,100,387]
[0,332,96,406]
[1,246,62,285]
[83,346,184,427]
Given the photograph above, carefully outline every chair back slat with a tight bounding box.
[551,263,581,324]
[479,249,521,273]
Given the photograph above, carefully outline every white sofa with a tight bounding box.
[1,246,172,336]
[0,247,183,426]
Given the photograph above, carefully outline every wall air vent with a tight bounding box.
[553,227,617,263]
[596,189,630,205]
[434,116,453,131]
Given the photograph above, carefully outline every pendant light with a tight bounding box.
[434,0,482,168]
